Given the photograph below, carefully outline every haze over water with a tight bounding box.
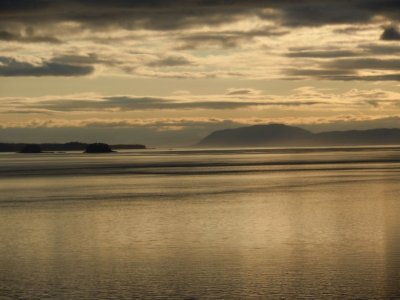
[1,147,400,299]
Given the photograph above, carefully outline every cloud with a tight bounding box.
[19,95,322,112]
[325,58,400,70]
[2,1,400,80]
[0,29,61,43]
[2,1,400,32]
[7,87,400,116]
[285,68,355,78]
[51,53,105,65]
[176,27,288,50]
[286,70,400,81]
[2,87,400,146]
[285,58,400,81]
[131,69,250,79]
[361,44,400,55]
[177,33,244,50]
[225,88,262,96]
[286,50,359,58]
[0,117,240,129]
[0,1,266,31]
[272,1,379,27]
[381,26,400,40]
[328,74,400,81]
[333,25,371,34]
[146,56,194,67]
[0,56,94,77]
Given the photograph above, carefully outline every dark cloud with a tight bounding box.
[21,95,323,112]
[381,26,400,40]
[273,0,399,27]
[270,1,372,27]
[225,89,259,96]
[0,30,16,40]
[177,34,244,50]
[286,68,355,77]
[284,45,400,81]
[330,74,400,81]
[0,29,61,43]
[51,54,103,65]
[287,43,400,61]
[0,56,94,77]
[0,1,263,31]
[179,34,247,50]
[333,26,370,34]
[0,0,48,13]
[325,58,400,70]
[177,27,288,49]
[361,44,400,55]
[1,1,400,32]
[1,109,53,115]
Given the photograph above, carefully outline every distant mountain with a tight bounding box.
[197,124,400,147]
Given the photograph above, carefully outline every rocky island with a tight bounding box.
[85,143,114,153]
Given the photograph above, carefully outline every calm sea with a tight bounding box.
[1,147,400,299]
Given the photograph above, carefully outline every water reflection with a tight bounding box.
[384,188,400,299]
[1,149,400,298]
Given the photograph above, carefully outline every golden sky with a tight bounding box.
[1,1,400,146]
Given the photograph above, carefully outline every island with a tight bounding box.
[0,142,146,153]
[19,144,42,153]
[85,143,114,153]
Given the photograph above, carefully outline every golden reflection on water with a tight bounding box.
[1,150,400,299]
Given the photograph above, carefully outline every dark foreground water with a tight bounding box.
[1,147,400,299]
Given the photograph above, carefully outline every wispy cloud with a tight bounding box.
[0,29,61,43]
[1,94,323,113]
[0,56,94,77]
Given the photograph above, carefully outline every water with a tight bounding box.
[1,147,400,299]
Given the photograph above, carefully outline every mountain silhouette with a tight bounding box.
[198,124,400,147]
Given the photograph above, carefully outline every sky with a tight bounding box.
[1,0,400,146]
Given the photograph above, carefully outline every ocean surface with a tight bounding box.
[1,147,400,299]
